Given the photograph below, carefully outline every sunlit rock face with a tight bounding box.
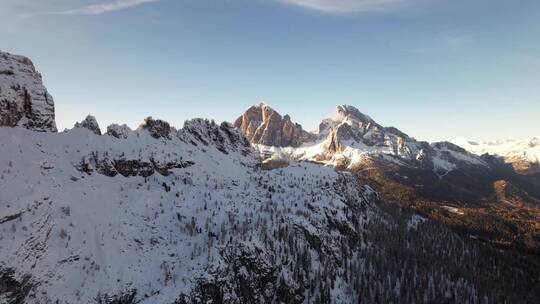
[234,102,314,147]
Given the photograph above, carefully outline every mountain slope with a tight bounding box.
[3,125,539,304]
[0,123,379,303]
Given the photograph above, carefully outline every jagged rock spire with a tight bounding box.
[74,115,101,135]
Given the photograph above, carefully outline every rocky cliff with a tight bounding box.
[234,103,314,147]
[0,51,56,132]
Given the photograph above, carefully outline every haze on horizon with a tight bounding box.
[1,0,539,142]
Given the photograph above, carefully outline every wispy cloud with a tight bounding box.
[47,0,160,16]
[280,0,409,13]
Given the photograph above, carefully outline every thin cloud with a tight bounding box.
[48,0,160,16]
[280,0,408,13]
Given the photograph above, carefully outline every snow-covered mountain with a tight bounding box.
[450,137,540,174]
[0,52,381,303]
[0,121,378,303]
[6,122,529,303]
[241,104,487,176]
[2,51,540,303]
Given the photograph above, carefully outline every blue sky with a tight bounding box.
[1,0,539,141]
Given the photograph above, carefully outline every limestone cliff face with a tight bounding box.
[234,103,314,147]
[0,51,56,132]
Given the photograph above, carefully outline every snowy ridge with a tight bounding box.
[451,137,540,163]
[0,122,376,303]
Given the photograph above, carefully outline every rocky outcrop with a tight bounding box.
[0,267,32,304]
[75,154,194,177]
[0,51,56,132]
[234,103,314,147]
[106,124,132,139]
[139,116,171,139]
[323,123,356,153]
[74,115,101,135]
[183,119,251,155]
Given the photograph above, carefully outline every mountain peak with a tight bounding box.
[234,103,314,147]
[332,105,377,126]
[74,115,101,135]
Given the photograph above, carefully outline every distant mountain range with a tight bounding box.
[451,137,540,174]
[236,103,489,176]
[1,50,539,304]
